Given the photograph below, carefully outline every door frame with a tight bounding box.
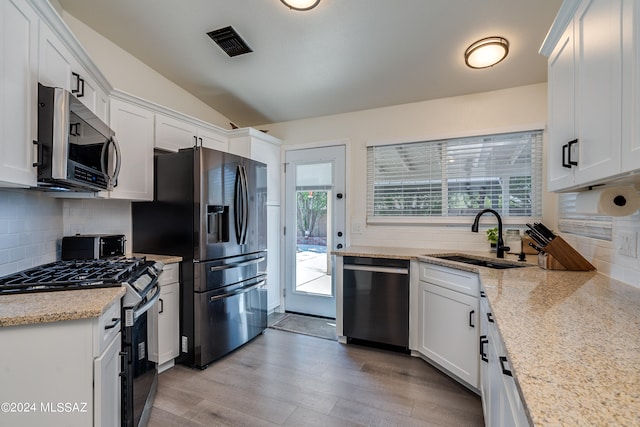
[279,140,350,317]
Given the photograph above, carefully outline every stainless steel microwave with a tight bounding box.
[35,83,120,192]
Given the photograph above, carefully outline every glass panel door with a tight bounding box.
[284,146,345,318]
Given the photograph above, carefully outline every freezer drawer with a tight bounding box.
[343,257,409,348]
[194,279,267,367]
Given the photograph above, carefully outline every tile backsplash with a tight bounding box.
[0,190,63,276]
[0,189,131,277]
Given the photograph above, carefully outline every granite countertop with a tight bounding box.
[132,253,183,264]
[333,245,640,426]
[0,286,125,327]
[0,253,181,328]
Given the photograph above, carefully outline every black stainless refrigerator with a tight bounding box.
[132,147,268,368]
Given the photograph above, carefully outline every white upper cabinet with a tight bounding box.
[622,0,640,173]
[155,112,229,153]
[109,96,155,200]
[543,0,630,192]
[38,21,110,124]
[0,0,39,188]
[228,128,282,205]
[155,113,198,152]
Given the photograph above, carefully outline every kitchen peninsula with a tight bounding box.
[333,246,640,426]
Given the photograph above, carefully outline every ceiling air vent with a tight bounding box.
[207,26,253,57]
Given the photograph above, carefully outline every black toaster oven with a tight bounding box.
[62,234,126,260]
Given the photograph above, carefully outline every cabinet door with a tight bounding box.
[547,20,577,191]
[622,0,640,173]
[266,205,281,311]
[109,98,154,200]
[155,113,197,152]
[251,138,281,205]
[198,126,228,152]
[70,61,110,124]
[418,281,479,388]
[573,0,622,185]
[39,24,74,91]
[157,282,180,364]
[94,332,121,427]
[0,0,38,188]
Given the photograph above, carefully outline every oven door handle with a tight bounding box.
[209,280,266,302]
[134,285,160,320]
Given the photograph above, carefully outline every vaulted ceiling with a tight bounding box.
[58,0,562,127]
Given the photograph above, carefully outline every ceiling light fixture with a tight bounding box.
[280,0,320,11]
[464,37,509,69]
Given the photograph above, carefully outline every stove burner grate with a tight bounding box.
[0,257,148,295]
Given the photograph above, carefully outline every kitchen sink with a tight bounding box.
[430,254,527,269]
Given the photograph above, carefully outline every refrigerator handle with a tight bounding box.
[234,166,243,245]
[240,165,249,245]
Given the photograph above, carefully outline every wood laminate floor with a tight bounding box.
[148,329,485,426]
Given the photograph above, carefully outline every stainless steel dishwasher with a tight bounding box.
[342,256,409,349]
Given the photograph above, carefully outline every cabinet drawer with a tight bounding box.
[94,300,122,355]
[158,263,179,286]
[419,262,480,297]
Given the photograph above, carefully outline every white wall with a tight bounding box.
[61,12,233,130]
[266,83,553,252]
[264,83,640,287]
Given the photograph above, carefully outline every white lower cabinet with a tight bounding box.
[149,262,180,372]
[0,300,122,427]
[417,263,480,389]
[480,293,530,426]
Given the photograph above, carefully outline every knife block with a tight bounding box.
[540,236,596,271]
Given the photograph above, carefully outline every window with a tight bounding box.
[558,193,612,240]
[366,130,543,223]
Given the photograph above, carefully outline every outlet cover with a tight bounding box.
[618,231,637,258]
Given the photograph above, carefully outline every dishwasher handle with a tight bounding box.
[343,264,409,275]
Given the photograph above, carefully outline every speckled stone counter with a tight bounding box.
[131,253,183,264]
[0,254,181,328]
[334,245,640,426]
[0,286,125,327]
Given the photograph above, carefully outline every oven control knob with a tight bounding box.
[337,244,343,249]
[337,231,343,237]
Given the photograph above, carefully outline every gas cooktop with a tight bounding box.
[0,257,152,295]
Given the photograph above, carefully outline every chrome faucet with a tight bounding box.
[471,209,509,258]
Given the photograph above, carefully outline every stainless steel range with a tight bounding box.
[0,257,154,295]
[0,257,164,427]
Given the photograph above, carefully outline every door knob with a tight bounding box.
[336,193,343,199]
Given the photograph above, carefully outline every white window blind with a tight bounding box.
[557,193,612,240]
[366,130,543,221]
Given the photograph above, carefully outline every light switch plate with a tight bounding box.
[618,231,637,258]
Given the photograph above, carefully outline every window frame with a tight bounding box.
[365,127,544,225]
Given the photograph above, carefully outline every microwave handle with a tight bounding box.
[110,136,122,189]
[101,136,122,190]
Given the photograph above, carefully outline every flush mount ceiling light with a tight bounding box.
[280,0,320,11]
[464,37,509,69]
